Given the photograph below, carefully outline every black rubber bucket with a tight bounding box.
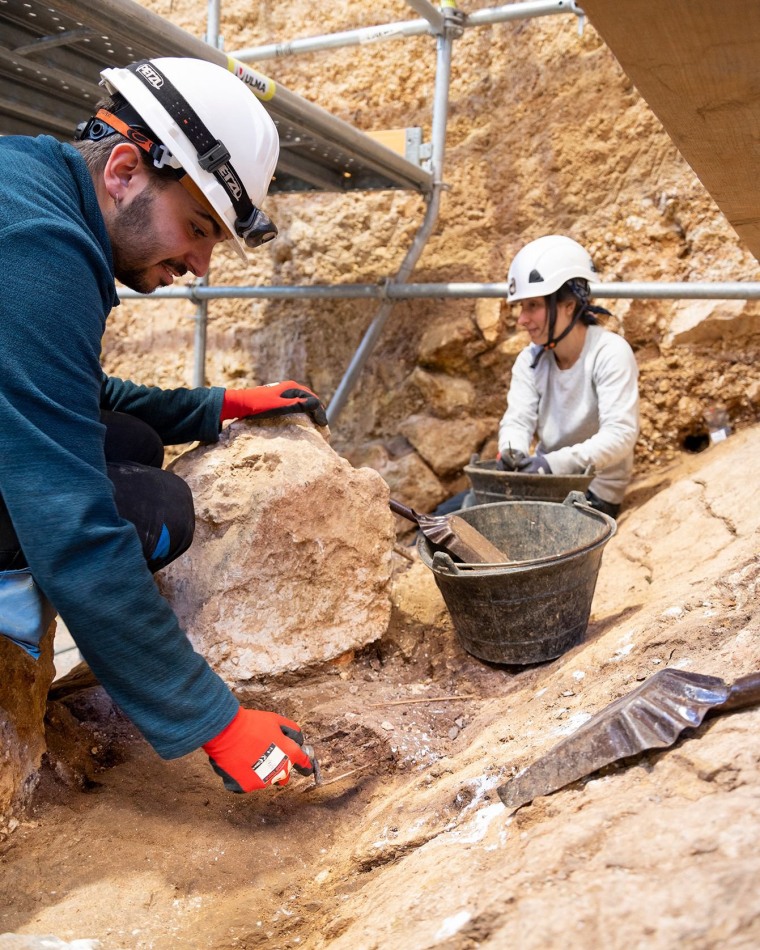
[417,492,616,665]
[464,458,593,504]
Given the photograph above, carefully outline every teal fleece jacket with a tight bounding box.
[0,134,238,758]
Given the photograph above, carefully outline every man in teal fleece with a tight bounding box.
[0,57,323,794]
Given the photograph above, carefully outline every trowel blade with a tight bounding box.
[302,743,322,786]
[497,669,730,811]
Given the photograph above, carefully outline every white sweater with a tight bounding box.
[497,325,639,504]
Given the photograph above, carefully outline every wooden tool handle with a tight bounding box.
[389,499,419,525]
[717,671,760,713]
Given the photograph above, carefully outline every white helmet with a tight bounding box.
[93,57,279,261]
[507,235,596,303]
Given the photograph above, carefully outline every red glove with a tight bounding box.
[221,381,328,427]
[203,707,315,793]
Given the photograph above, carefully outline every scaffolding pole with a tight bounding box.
[233,0,581,62]
[325,14,458,424]
[405,0,445,33]
[189,0,224,388]
[119,281,760,302]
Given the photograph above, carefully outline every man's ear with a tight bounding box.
[102,143,149,204]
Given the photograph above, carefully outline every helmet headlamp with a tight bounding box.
[75,59,278,252]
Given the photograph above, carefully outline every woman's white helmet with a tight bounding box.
[507,235,596,303]
[98,57,279,261]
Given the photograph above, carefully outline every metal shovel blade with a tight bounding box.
[497,668,760,811]
[389,499,510,564]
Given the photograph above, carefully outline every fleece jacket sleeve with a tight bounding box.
[497,347,539,458]
[0,137,238,758]
[100,375,225,445]
[544,333,639,477]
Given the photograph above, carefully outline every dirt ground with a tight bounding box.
[0,559,507,948]
[2,424,760,949]
[4,2,760,947]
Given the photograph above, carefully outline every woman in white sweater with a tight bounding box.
[497,235,639,518]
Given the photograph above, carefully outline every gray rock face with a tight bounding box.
[158,418,395,685]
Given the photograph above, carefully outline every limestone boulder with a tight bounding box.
[390,559,447,628]
[473,298,505,344]
[497,331,530,360]
[417,315,489,374]
[399,414,498,478]
[665,299,760,346]
[407,368,476,417]
[157,418,394,685]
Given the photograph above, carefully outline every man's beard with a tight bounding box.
[109,182,186,294]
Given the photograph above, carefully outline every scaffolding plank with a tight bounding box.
[0,0,433,196]
[579,0,760,260]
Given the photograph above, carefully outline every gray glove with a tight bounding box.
[516,451,552,475]
[496,447,522,471]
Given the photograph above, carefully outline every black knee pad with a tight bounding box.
[108,462,195,571]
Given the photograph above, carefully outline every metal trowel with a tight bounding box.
[497,668,760,811]
[300,743,371,792]
[302,743,323,786]
[390,498,510,564]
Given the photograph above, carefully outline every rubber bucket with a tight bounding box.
[417,492,616,665]
[465,458,593,504]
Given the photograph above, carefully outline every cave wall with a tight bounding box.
[103,1,760,507]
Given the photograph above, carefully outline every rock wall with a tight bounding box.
[105,1,760,509]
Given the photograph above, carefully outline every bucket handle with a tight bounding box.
[563,492,617,538]
[431,551,462,575]
[426,494,615,574]
[562,490,590,508]
[447,495,615,571]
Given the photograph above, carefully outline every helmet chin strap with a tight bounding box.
[544,304,582,351]
[530,293,583,368]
